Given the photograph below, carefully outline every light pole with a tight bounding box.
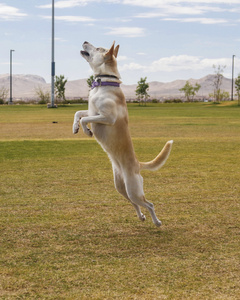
[231,54,235,101]
[9,49,15,105]
[49,0,57,108]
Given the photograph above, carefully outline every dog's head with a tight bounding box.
[80,41,120,78]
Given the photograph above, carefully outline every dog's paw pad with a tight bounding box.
[139,214,146,222]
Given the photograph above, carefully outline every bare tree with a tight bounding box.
[212,64,226,102]
[35,86,50,104]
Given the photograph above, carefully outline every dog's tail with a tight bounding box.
[139,140,173,171]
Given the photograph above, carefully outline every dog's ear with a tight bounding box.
[105,41,115,58]
[114,45,120,58]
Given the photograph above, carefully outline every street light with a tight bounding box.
[9,49,15,105]
[49,0,57,108]
[231,54,235,101]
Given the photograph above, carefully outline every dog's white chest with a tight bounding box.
[88,93,102,116]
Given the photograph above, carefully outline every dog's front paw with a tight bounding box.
[85,127,93,137]
[80,119,93,137]
[73,122,79,134]
[82,125,93,137]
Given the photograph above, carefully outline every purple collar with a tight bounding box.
[91,80,120,89]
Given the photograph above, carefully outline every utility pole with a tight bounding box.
[231,55,235,101]
[9,49,15,105]
[49,0,57,108]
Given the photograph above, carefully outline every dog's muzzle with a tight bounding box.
[81,50,89,57]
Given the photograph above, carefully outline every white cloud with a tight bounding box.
[38,0,123,9]
[37,0,240,27]
[122,0,240,6]
[164,17,228,24]
[55,37,67,42]
[41,15,95,22]
[119,62,145,71]
[128,0,240,26]
[0,4,27,20]
[38,0,95,9]
[38,0,122,9]
[150,56,230,72]
[37,0,240,10]
[105,27,146,37]
[119,55,235,73]
[55,15,95,22]
[135,12,166,18]
[117,55,128,61]
[141,6,205,17]
[135,5,227,18]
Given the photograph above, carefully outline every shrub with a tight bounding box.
[68,98,88,104]
[38,99,47,104]
[35,86,50,104]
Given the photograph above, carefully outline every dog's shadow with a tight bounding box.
[90,222,180,260]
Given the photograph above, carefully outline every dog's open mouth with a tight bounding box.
[81,50,90,57]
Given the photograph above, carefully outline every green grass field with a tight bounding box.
[0,102,240,299]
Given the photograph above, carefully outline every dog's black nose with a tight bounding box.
[83,41,88,45]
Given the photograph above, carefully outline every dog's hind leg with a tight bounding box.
[124,173,162,227]
[113,166,146,222]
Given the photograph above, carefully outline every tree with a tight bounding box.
[220,91,230,101]
[179,81,201,102]
[0,86,9,104]
[55,75,67,102]
[235,74,240,106]
[135,77,149,105]
[87,75,94,89]
[35,86,50,104]
[212,64,226,102]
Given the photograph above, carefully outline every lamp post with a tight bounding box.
[49,0,57,108]
[231,54,235,101]
[9,49,15,105]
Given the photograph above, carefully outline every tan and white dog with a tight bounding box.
[73,41,173,227]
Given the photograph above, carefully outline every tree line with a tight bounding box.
[1,66,240,104]
[133,66,240,104]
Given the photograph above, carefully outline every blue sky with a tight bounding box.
[1,0,240,84]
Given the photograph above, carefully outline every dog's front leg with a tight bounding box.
[80,114,117,137]
[73,110,88,134]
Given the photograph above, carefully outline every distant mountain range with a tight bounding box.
[0,73,234,100]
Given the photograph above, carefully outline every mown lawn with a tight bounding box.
[0,102,240,299]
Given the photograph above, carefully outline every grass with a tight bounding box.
[0,102,240,299]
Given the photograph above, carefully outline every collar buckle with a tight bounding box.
[97,78,102,86]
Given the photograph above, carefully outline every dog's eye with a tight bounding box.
[96,47,105,53]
